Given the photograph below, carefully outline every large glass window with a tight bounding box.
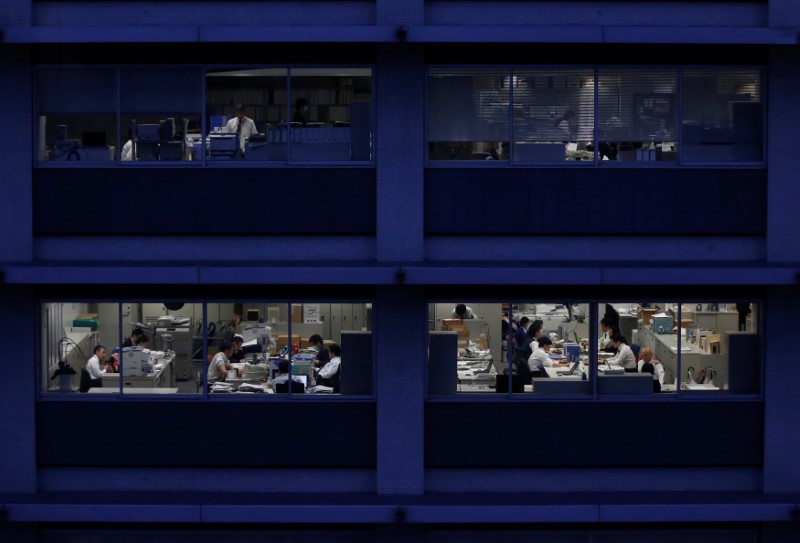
[40,301,373,397]
[121,67,202,162]
[513,69,595,162]
[36,67,117,162]
[428,300,761,398]
[427,66,763,165]
[36,65,373,165]
[682,69,763,162]
[597,69,679,162]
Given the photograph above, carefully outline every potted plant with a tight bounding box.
[51,360,77,391]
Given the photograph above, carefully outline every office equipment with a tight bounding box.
[81,131,107,147]
[557,359,581,376]
[209,133,238,158]
[136,124,160,142]
[563,342,581,361]
[652,314,673,334]
[155,322,192,380]
[246,309,260,322]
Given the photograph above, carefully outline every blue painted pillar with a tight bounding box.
[0,287,37,493]
[767,47,800,262]
[375,286,427,495]
[375,44,425,263]
[763,289,800,493]
[0,46,33,262]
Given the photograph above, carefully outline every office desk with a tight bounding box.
[88,387,179,394]
[637,323,724,389]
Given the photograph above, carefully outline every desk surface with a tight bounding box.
[87,387,179,394]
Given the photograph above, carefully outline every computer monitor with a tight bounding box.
[246,309,260,322]
[82,131,107,147]
[137,124,160,142]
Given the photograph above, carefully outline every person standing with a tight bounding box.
[225,104,259,156]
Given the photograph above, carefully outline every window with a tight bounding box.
[36,67,117,162]
[40,302,374,397]
[35,65,373,165]
[427,67,763,165]
[427,300,761,397]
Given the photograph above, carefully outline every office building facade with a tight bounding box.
[2,1,800,542]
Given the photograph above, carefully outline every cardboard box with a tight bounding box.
[276,334,300,350]
[639,308,657,325]
[291,305,302,324]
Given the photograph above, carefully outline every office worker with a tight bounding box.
[599,318,620,353]
[607,333,637,372]
[308,334,330,369]
[451,304,477,319]
[315,343,341,392]
[122,327,144,349]
[513,320,543,374]
[225,104,259,155]
[230,334,245,362]
[86,345,108,381]
[121,131,134,161]
[207,340,235,384]
[513,317,530,347]
[134,334,150,349]
[271,359,306,392]
[528,336,562,374]
[292,98,309,126]
[637,346,664,392]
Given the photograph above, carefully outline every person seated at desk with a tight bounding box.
[451,303,477,319]
[599,318,620,353]
[606,333,637,372]
[230,334,245,362]
[314,343,341,392]
[292,98,309,126]
[207,340,235,385]
[271,359,306,392]
[513,320,542,373]
[527,336,567,375]
[637,346,664,392]
[122,327,144,349]
[86,345,108,379]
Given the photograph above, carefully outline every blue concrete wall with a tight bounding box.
[0,47,33,263]
[375,44,425,262]
[763,288,800,493]
[375,286,426,494]
[0,287,37,493]
[767,47,800,262]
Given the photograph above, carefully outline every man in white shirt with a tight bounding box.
[528,336,571,374]
[225,104,259,156]
[638,346,665,389]
[207,341,234,384]
[451,303,477,319]
[315,343,341,392]
[86,345,108,380]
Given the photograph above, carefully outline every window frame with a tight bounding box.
[425,65,766,168]
[34,63,376,168]
[36,299,376,401]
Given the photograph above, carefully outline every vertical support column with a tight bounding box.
[375,286,426,495]
[0,287,37,493]
[763,288,800,493]
[0,45,33,262]
[769,1,800,27]
[767,47,800,262]
[375,44,425,263]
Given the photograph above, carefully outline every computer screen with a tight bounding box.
[246,309,260,322]
[82,131,107,147]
